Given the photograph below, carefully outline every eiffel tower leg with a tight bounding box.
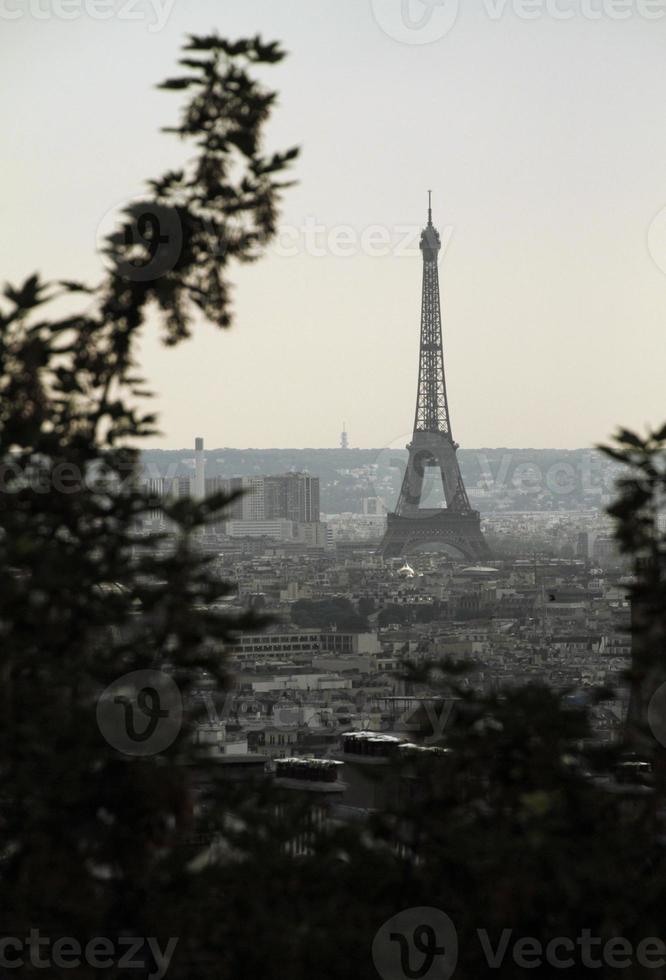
[395,441,427,517]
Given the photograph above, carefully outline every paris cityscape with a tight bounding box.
[136,203,635,756]
[3,2,666,978]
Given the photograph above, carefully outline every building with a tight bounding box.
[319,632,382,656]
[264,473,320,523]
[362,496,387,516]
[293,521,329,548]
[226,519,295,542]
[169,476,192,500]
[194,436,205,499]
[203,473,317,525]
[240,477,266,520]
[226,631,322,666]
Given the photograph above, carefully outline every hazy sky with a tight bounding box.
[2,1,666,449]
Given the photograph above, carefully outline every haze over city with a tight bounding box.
[3,0,666,449]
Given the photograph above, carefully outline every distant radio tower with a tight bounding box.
[340,422,349,450]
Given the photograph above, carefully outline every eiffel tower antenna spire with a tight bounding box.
[379,196,491,561]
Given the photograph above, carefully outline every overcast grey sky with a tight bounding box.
[2,0,666,449]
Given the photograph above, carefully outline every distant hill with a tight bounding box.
[140,447,618,514]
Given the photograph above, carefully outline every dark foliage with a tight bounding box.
[291,597,369,632]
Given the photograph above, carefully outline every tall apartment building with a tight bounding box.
[204,476,264,520]
[241,477,266,520]
[142,476,168,523]
[139,474,192,528]
[171,476,192,500]
[264,473,320,523]
[142,471,319,528]
[143,476,168,499]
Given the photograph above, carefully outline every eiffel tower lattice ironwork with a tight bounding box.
[379,194,491,560]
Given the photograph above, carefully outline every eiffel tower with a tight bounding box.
[379,194,491,560]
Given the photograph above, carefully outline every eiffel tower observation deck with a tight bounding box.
[379,194,491,560]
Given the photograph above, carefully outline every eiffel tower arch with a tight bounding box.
[379,194,491,561]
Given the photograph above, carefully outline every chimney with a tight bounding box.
[194,437,205,499]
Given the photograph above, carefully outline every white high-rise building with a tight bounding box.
[241,477,265,520]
